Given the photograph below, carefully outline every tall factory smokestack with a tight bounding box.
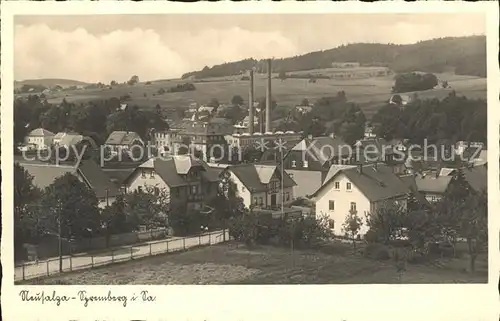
[248,69,254,135]
[265,59,272,133]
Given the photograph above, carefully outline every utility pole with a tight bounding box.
[280,137,284,217]
[58,212,62,273]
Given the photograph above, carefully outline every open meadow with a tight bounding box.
[38,70,487,119]
[23,241,487,285]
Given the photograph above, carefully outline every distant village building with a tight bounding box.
[389,94,412,106]
[53,132,97,149]
[123,155,220,211]
[331,62,361,68]
[233,115,260,134]
[221,163,297,209]
[294,105,313,115]
[311,163,410,237]
[104,131,144,154]
[415,174,453,203]
[24,128,55,150]
[227,131,302,151]
[171,118,233,162]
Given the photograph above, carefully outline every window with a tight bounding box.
[431,196,437,202]
[291,160,297,168]
[141,170,146,178]
[137,186,143,193]
[334,182,340,190]
[154,187,160,196]
[303,161,309,168]
[150,170,155,178]
[346,182,352,191]
[191,185,198,195]
[328,219,335,229]
[254,197,258,205]
[350,202,356,212]
[242,186,246,192]
[259,197,264,205]
[329,200,335,211]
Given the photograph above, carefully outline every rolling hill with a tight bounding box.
[182,36,486,79]
[14,78,89,89]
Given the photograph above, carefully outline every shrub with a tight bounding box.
[364,243,390,261]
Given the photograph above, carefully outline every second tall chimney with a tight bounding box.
[265,59,272,133]
[248,69,254,135]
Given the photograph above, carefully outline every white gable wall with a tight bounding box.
[314,172,371,236]
[228,171,252,207]
[126,168,171,193]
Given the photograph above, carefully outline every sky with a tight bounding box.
[14,14,486,83]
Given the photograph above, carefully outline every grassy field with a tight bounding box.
[24,241,487,285]
[37,70,486,119]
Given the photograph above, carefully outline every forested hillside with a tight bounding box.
[182,36,486,79]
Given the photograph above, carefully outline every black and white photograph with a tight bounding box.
[6,10,492,286]
[2,0,499,293]
[2,2,499,321]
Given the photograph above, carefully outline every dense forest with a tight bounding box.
[182,36,486,79]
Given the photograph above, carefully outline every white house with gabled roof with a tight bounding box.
[24,128,55,150]
[311,163,410,237]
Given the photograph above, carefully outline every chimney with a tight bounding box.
[248,69,254,135]
[265,59,272,133]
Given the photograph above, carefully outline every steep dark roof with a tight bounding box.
[463,165,487,193]
[399,174,431,208]
[127,156,220,188]
[78,161,120,198]
[228,163,296,192]
[17,159,119,198]
[313,164,409,202]
[292,136,350,165]
[105,131,143,145]
[415,175,453,194]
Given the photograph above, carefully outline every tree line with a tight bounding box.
[182,36,486,79]
[14,95,168,147]
[371,91,487,145]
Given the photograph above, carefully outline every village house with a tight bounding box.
[53,132,98,149]
[222,163,297,210]
[438,165,487,194]
[172,118,233,162]
[354,138,407,174]
[123,155,220,211]
[233,115,260,134]
[311,163,409,237]
[23,128,55,150]
[272,135,350,198]
[294,104,313,115]
[15,158,119,208]
[104,131,144,154]
[415,174,453,203]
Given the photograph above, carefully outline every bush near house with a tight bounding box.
[228,213,332,249]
